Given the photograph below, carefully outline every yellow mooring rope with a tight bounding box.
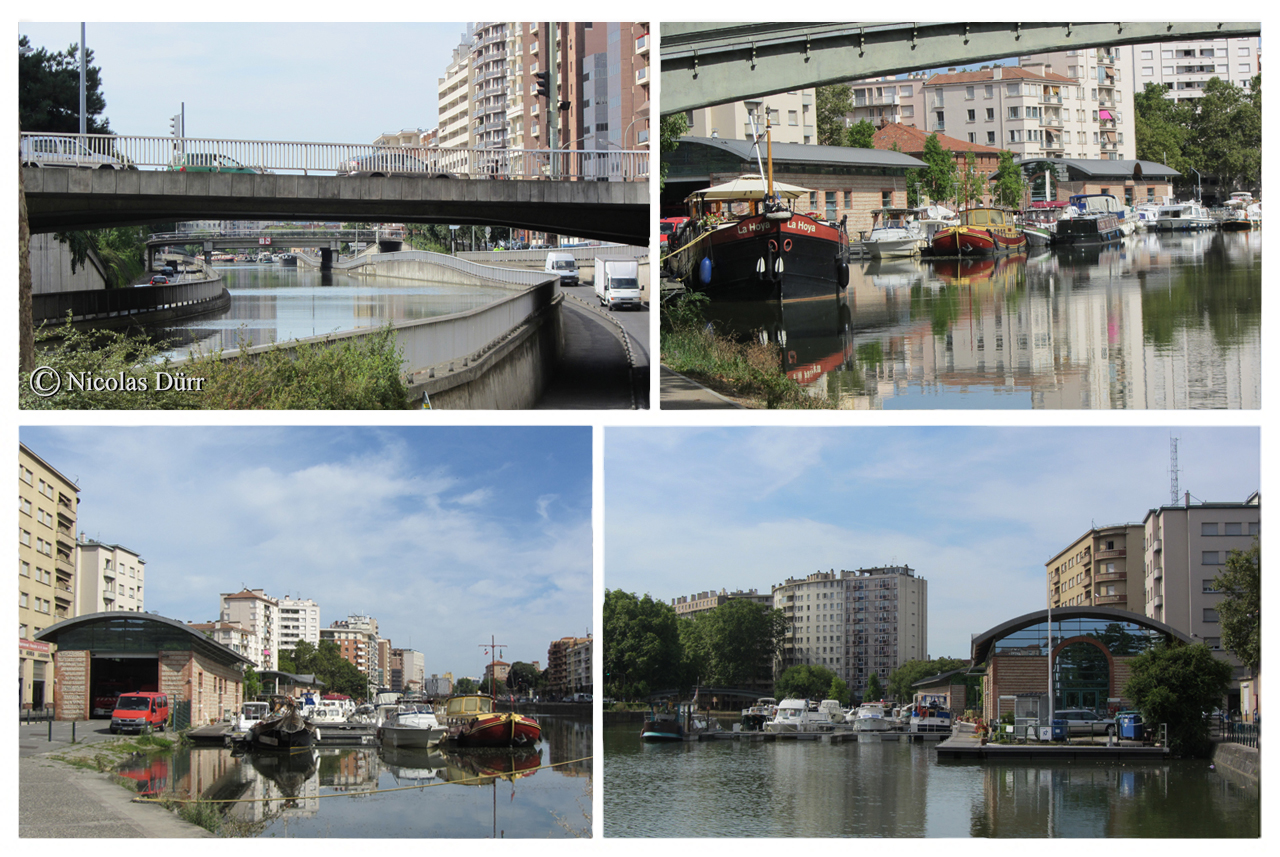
[132,754,593,805]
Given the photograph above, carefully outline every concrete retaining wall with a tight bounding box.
[1212,740,1260,786]
[29,233,109,294]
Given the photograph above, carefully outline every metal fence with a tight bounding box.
[19,705,55,723]
[33,278,226,325]
[1224,722,1260,749]
[20,132,648,181]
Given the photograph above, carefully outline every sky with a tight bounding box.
[604,426,1260,660]
[16,22,468,143]
[20,426,592,679]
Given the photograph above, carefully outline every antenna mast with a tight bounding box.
[1169,436,1180,505]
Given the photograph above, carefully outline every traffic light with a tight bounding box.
[169,114,181,137]
[534,71,550,100]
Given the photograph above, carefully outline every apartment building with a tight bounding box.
[846,73,929,129]
[547,635,590,696]
[1046,524,1145,612]
[19,443,79,709]
[567,637,592,695]
[389,648,425,692]
[773,566,927,700]
[924,65,1121,161]
[219,588,280,671]
[437,35,474,149]
[322,613,381,679]
[687,89,818,145]
[75,538,145,614]
[1122,37,1260,103]
[672,587,773,618]
[278,596,320,653]
[423,673,453,697]
[1142,492,1260,663]
[1016,48,1138,159]
[472,22,510,149]
[189,620,259,665]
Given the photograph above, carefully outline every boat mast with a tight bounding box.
[481,636,507,699]
[766,116,774,202]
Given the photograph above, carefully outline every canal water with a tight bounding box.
[700,229,1260,408]
[158,264,514,358]
[603,721,1259,837]
[117,714,591,838]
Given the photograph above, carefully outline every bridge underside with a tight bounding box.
[22,168,648,246]
[661,21,1261,114]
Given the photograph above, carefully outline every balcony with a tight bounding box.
[1152,539,1163,553]
[1042,138,1065,152]
[635,33,649,55]
[636,66,649,85]
[1095,570,1127,582]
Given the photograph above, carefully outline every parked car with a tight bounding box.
[20,135,127,170]
[110,692,170,734]
[659,216,691,247]
[149,274,169,285]
[1054,709,1116,736]
[342,149,456,178]
[168,153,267,174]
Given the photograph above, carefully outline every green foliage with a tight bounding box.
[660,291,709,334]
[827,677,851,707]
[681,600,788,688]
[18,35,112,133]
[243,666,261,701]
[816,85,853,146]
[1184,77,1262,193]
[604,589,685,700]
[992,150,1026,208]
[919,134,957,205]
[775,664,838,700]
[176,800,224,834]
[887,657,968,702]
[1213,541,1260,674]
[1123,641,1232,757]
[660,327,831,409]
[1135,82,1193,173]
[846,119,876,149]
[404,223,453,254]
[659,113,689,190]
[957,151,981,208]
[904,169,922,208]
[507,661,543,693]
[454,677,479,695]
[864,673,884,702]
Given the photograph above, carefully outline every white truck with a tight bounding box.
[593,256,641,311]
[544,251,579,285]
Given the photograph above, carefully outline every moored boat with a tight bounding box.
[764,698,835,733]
[930,207,1027,256]
[908,699,954,733]
[642,703,724,741]
[1153,200,1214,231]
[1055,194,1128,243]
[863,208,927,258]
[249,697,317,751]
[378,702,446,748]
[851,701,894,732]
[440,693,541,748]
[740,697,779,731]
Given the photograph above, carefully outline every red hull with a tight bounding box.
[456,712,541,747]
[931,225,1027,256]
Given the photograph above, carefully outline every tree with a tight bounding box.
[455,677,478,695]
[1123,641,1231,757]
[918,134,958,206]
[958,151,981,208]
[289,640,318,675]
[507,661,542,694]
[1213,541,1260,675]
[18,36,112,133]
[887,657,968,702]
[846,119,876,149]
[692,599,788,688]
[604,589,684,700]
[827,676,851,707]
[864,673,884,702]
[816,85,853,146]
[991,150,1026,208]
[659,113,689,190]
[243,666,261,701]
[1134,82,1193,175]
[775,664,838,700]
[1184,76,1262,194]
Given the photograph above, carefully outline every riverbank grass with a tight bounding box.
[660,292,831,409]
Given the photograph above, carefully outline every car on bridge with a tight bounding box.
[168,153,268,174]
[342,149,459,179]
[20,135,128,170]
[148,274,170,285]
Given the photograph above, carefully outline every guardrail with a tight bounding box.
[339,248,558,288]
[33,278,226,325]
[19,132,648,181]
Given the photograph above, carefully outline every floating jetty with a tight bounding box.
[934,722,1169,760]
[696,729,950,743]
[187,720,377,747]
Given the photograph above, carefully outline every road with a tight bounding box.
[533,281,650,409]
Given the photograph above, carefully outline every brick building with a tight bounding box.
[547,635,590,697]
[36,612,253,725]
[662,135,925,237]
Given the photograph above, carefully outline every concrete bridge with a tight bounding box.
[144,228,406,271]
[661,21,1262,114]
[23,167,648,246]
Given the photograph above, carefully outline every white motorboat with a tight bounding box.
[377,702,445,748]
[817,699,849,724]
[309,699,351,723]
[1132,203,1161,232]
[1154,200,1214,231]
[907,700,954,733]
[852,701,894,732]
[764,698,835,733]
[234,700,270,733]
[863,208,927,258]
[740,697,778,731]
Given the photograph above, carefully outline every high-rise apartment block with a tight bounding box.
[322,613,381,679]
[389,648,425,692]
[1142,492,1260,665]
[1121,37,1260,103]
[76,538,145,614]
[19,443,79,709]
[279,596,320,653]
[547,635,591,696]
[220,588,280,671]
[773,566,927,700]
[687,89,818,145]
[1046,524,1145,612]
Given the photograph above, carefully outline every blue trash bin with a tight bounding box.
[1119,714,1144,741]
[1051,719,1067,741]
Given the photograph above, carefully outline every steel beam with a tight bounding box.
[662,22,1261,115]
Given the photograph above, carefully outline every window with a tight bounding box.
[1007,83,1019,96]
[1203,608,1219,623]
[843,191,852,208]
[20,592,28,608]
[1248,522,1260,535]
[1238,46,1251,56]
[966,85,975,99]
[1225,522,1243,536]
[788,110,798,126]
[809,192,818,210]
[20,560,30,577]
[1141,50,1153,59]
[967,109,976,122]
[1142,66,1154,76]
[985,85,993,98]
[1204,637,1221,650]
[986,131,996,145]
[20,528,31,547]
[1202,551,1221,565]
[20,466,33,485]
[826,191,837,220]
[20,497,31,515]
[968,133,976,143]
[1203,579,1221,593]
[1239,63,1252,74]
[1008,106,1021,120]
[986,108,995,121]
[881,191,893,208]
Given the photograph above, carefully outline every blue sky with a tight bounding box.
[20,426,592,678]
[604,426,1260,660]
[17,22,467,143]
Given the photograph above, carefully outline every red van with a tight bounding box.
[110,692,170,734]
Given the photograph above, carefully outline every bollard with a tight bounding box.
[72,720,76,743]
[48,718,53,742]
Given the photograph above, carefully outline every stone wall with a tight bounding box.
[1212,740,1260,786]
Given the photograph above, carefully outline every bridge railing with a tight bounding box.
[33,278,226,325]
[20,132,648,181]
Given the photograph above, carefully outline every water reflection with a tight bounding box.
[116,715,591,838]
[157,265,514,358]
[697,231,1260,408]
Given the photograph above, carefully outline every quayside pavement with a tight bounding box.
[18,719,211,838]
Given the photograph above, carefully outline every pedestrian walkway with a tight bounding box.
[535,298,637,409]
[660,366,746,409]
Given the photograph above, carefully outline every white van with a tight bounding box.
[544,252,579,285]
[594,256,641,310]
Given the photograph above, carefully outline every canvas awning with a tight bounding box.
[694,174,810,200]
[1100,109,1113,120]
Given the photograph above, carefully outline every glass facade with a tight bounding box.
[990,617,1166,659]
